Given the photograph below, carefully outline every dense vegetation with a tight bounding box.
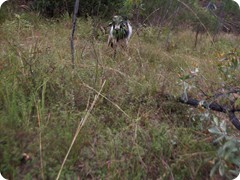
[0,0,240,179]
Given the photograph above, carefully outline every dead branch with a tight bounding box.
[178,96,240,130]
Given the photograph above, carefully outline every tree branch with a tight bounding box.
[178,96,240,130]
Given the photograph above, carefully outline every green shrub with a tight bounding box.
[31,0,124,17]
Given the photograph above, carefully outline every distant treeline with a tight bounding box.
[6,0,240,33]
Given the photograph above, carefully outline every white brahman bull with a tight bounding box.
[108,15,132,57]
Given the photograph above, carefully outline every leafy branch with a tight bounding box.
[179,91,240,130]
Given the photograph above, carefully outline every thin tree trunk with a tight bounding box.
[70,0,80,108]
[70,0,80,70]
[194,29,199,48]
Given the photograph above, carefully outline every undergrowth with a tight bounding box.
[0,12,239,179]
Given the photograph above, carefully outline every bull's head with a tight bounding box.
[112,16,124,30]
[110,15,128,41]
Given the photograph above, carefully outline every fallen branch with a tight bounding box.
[178,96,240,130]
[228,112,240,131]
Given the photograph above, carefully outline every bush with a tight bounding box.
[30,0,124,17]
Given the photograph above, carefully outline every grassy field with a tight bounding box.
[0,13,240,179]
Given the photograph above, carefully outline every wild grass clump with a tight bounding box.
[0,12,239,179]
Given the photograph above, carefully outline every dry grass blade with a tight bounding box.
[81,81,131,119]
[36,103,44,180]
[56,80,106,180]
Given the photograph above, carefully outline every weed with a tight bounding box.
[0,12,239,179]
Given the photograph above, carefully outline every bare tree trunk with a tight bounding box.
[70,0,80,108]
[194,29,199,48]
[70,0,80,70]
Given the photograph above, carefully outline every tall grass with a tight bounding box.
[0,12,239,179]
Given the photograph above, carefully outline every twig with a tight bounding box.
[143,8,160,24]
[179,151,212,158]
[56,80,106,180]
[211,89,240,100]
[80,80,131,119]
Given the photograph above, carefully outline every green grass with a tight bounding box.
[0,12,239,179]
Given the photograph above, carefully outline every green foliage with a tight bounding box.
[192,8,218,33]
[31,0,124,17]
[209,117,240,179]
[0,12,240,179]
[0,3,9,24]
[31,0,73,17]
[222,0,240,16]
[177,39,240,179]
[218,49,240,85]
